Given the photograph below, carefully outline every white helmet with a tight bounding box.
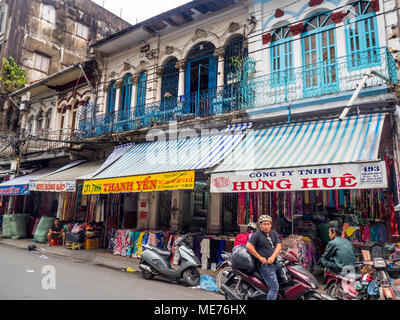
[247,222,257,230]
[258,215,272,223]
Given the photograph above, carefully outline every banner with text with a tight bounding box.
[30,181,76,192]
[82,171,195,195]
[211,162,388,193]
[0,184,30,195]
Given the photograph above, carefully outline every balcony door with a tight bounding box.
[184,42,217,116]
[302,12,339,98]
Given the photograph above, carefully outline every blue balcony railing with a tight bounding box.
[241,46,398,108]
[78,83,244,138]
[78,47,398,139]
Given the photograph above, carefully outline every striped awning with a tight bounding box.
[80,143,134,180]
[89,125,249,180]
[0,167,63,195]
[210,113,385,173]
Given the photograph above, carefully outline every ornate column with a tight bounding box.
[130,74,139,115]
[213,47,226,88]
[155,67,163,102]
[64,104,72,138]
[115,79,124,112]
[175,60,186,99]
[20,109,29,136]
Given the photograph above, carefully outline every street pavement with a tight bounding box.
[0,245,223,300]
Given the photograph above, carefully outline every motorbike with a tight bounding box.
[215,252,232,292]
[323,263,372,300]
[324,243,400,300]
[138,234,201,286]
[221,247,333,300]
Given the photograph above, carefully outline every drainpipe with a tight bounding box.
[339,70,390,121]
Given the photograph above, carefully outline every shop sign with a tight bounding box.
[82,171,195,195]
[29,181,76,192]
[0,184,30,195]
[210,162,388,193]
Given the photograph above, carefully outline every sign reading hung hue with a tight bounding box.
[82,171,195,195]
[29,181,76,192]
[0,184,30,195]
[210,162,388,193]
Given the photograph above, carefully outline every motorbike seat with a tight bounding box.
[147,245,172,257]
[337,271,363,280]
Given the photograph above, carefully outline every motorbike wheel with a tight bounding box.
[216,266,232,292]
[224,279,248,300]
[140,263,155,280]
[326,282,346,300]
[183,268,200,287]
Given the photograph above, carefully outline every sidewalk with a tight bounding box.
[0,236,217,276]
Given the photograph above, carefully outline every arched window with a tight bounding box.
[270,26,294,86]
[302,12,338,96]
[224,35,246,84]
[345,1,379,70]
[136,71,147,117]
[120,74,132,117]
[107,81,116,113]
[46,109,52,130]
[28,116,35,134]
[37,110,44,131]
[161,58,179,111]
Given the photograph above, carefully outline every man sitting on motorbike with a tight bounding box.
[246,215,282,300]
[321,226,356,274]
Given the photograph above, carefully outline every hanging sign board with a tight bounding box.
[29,181,76,192]
[82,171,195,195]
[0,184,30,195]
[210,162,388,193]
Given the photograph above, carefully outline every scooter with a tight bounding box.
[139,235,201,286]
[323,264,372,300]
[221,247,333,300]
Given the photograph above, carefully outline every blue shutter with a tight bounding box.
[136,72,147,117]
[208,55,217,90]
[184,61,191,114]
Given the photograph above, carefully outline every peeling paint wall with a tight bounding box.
[1,0,130,84]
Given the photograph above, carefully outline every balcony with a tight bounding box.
[23,129,77,155]
[78,47,398,139]
[78,83,244,138]
[244,46,398,108]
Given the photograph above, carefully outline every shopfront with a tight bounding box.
[0,167,65,216]
[208,113,399,269]
[29,161,103,222]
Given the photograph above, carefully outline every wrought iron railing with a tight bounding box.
[78,47,398,139]
[243,46,398,108]
[78,83,244,138]
[23,129,77,154]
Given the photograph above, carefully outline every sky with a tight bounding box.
[92,0,193,25]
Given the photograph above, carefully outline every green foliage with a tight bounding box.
[0,57,27,94]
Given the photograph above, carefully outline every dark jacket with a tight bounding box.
[321,236,356,272]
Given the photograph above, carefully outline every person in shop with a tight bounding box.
[234,222,257,247]
[47,218,66,246]
[320,226,356,274]
[246,215,282,300]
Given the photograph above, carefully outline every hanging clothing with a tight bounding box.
[217,240,226,264]
[148,233,158,246]
[200,239,210,270]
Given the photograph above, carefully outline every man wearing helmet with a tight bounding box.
[233,222,257,247]
[246,215,282,300]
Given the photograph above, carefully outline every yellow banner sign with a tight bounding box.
[83,171,195,194]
